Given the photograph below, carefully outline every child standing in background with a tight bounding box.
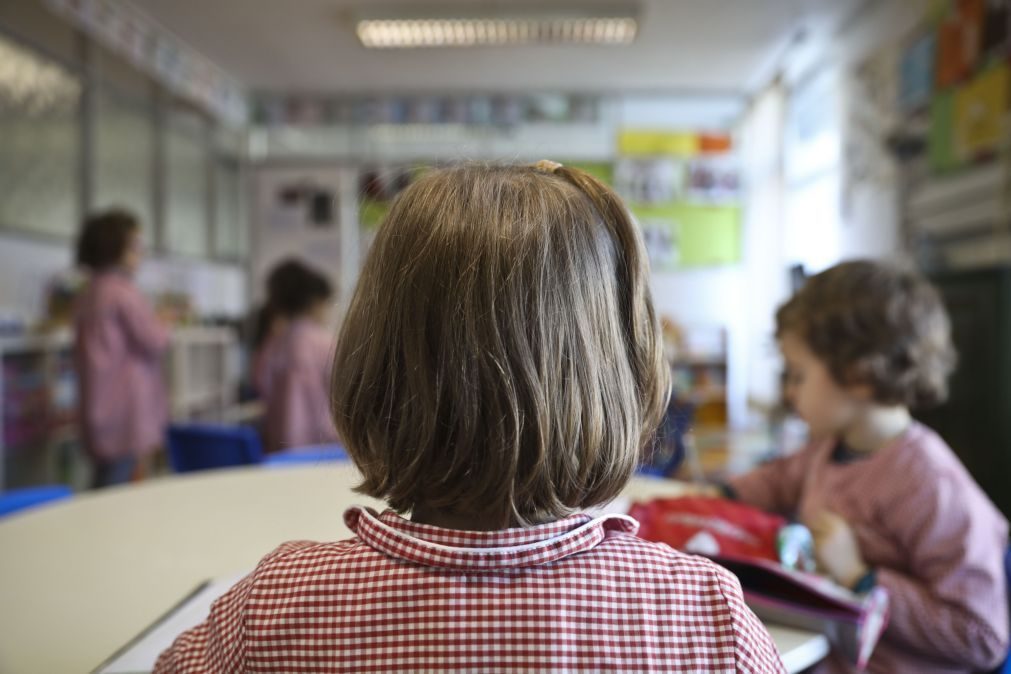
[248,259,308,393]
[156,162,786,672]
[253,260,337,453]
[74,209,171,488]
[727,260,1008,673]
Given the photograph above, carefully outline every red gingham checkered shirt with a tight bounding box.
[155,507,786,673]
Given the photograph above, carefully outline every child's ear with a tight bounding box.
[843,363,875,401]
[847,382,876,401]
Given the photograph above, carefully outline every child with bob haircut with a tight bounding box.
[726,260,1008,673]
[156,162,785,673]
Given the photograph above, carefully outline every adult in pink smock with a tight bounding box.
[74,210,171,488]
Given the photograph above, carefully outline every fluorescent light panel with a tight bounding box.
[356,16,638,48]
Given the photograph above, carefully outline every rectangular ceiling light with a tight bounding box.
[355,5,639,48]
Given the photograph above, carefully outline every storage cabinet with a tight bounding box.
[916,267,1011,518]
[0,327,240,490]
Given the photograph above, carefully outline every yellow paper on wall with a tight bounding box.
[618,130,699,157]
[953,64,1009,161]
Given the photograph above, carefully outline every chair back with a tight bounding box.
[263,444,348,467]
[639,397,694,477]
[166,423,263,473]
[0,485,73,518]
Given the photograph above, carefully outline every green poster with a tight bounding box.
[928,91,956,173]
[631,203,740,271]
[678,204,740,268]
[564,161,614,186]
[359,198,391,230]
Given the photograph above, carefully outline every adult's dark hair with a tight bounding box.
[75,209,139,272]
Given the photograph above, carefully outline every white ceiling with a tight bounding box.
[129,0,860,96]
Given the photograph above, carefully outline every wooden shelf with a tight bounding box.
[1,326,241,490]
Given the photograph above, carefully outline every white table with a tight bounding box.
[0,465,828,673]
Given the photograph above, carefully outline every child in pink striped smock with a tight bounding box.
[74,209,171,488]
[253,260,337,453]
[728,260,1009,674]
[155,162,786,673]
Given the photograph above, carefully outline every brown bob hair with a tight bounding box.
[776,259,956,409]
[331,162,670,526]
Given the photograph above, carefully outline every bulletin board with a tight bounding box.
[614,130,741,270]
[906,0,1011,174]
[356,165,433,263]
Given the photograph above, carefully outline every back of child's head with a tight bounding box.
[267,259,332,318]
[75,209,139,272]
[331,162,669,526]
[776,259,956,409]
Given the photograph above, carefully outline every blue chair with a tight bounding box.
[0,485,73,518]
[639,398,694,477]
[263,444,349,467]
[166,423,263,473]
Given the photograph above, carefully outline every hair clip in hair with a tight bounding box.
[533,159,563,174]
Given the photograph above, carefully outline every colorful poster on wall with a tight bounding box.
[900,32,935,112]
[953,64,1008,161]
[615,158,684,204]
[616,130,740,270]
[357,165,431,262]
[563,162,614,185]
[935,0,984,88]
[616,156,685,270]
[630,203,740,269]
[677,205,740,268]
[630,203,681,270]
[268,180,337,231]
[684,157,740,205]
[618,130,699,157]
[928,91,956,172]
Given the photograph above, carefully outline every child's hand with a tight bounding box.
[805,510,868,588]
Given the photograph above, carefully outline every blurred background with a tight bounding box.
[1,0,1009,515]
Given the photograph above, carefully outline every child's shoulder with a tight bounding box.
[877,422,998,509]
[249,537,376,582]
[885,422,964,476]
[598,528,742,586]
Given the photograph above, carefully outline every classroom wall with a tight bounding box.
[736,0,931,415]
[613,97,749,426]
[777,0,930,275]
[650,268,748,426]
[249,164,358,330]
[738,84,788,418]
[0,1,250,328]
[0,235,72,327]
[139,257,247,318]
[0,231,247,325]
[209,0,929,430]
[249,97,751,383]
